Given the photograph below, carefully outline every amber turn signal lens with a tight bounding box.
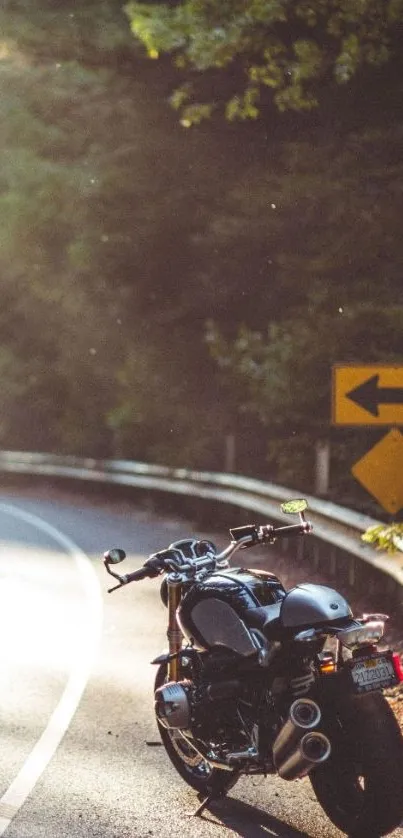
[319,655,336,674]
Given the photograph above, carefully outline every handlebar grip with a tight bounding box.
[272,522,312,538]
[124,566,152,583]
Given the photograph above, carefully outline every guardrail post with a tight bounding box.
[348,557,356,588]
[315,439,330,495]
[297,538,304,563]
[313,542,321,571]
[224,434,236,473]
[330,547,337,577]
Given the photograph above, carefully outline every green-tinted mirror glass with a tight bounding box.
[104,548,126,564]
[281,498,308,515]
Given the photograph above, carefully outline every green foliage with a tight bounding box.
[0,22,239,461]
[208,306,403,429]
[1,0,403,499]
[0,1,135,64]
[362,523,403,554]
[125,0,403,122]
[0,52,134,453]
[197,124,403,343]
[206,303,403,488]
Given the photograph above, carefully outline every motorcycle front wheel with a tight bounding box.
[310,691,403,837]
[154,663,238,797]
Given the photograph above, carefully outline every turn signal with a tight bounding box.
[319,654,336,675]
[392,653,403,682]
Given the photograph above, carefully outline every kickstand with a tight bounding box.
[192,772,240,818]
[193,794,215,818]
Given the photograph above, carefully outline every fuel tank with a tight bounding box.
[176,568,286,654]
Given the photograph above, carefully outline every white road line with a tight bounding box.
[0,502,103,835]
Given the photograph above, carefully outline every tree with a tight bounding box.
[0,1,135,66]
[2,0,402,495]
[0,24,246,462]
[206,304,403,493]
[0,54,132,454]
[125,0,403,124]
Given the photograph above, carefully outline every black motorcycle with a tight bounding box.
[103,499,403,836]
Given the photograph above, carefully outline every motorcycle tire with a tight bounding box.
[154,663,238,797]
[310,690,403,837]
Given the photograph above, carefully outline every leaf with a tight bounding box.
[362,523,403,554]
[124,0,402,122]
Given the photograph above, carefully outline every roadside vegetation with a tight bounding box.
[1,1,402,518]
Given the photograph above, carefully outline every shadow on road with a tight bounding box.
[198,795,313,837]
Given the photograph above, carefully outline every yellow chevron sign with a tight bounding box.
[333,366,403,426]
[351,429,403,514]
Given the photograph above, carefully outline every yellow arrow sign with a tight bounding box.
[352,428,403,514]
[333,365,403,426]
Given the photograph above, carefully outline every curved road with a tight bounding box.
[0,488,402,838]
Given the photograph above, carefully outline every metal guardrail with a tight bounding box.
[0,450,402,609]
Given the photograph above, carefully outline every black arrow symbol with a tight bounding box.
[346,374,403,417]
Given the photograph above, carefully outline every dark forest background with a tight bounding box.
[1,0,402,516]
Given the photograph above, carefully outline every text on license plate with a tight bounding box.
[350,656,395,692]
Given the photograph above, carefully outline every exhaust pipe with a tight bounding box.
[272,698,322,768]
[276,731,331,780]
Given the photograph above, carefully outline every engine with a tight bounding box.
[155,680,193,729]
[155,675,254,752]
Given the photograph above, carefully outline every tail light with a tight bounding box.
[338,620,385,650]
[392,653,403,683]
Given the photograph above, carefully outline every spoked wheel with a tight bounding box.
[310,691,403,836]
[154,663,237,796]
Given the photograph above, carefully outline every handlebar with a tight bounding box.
[103,510,313,592]
[106,567,151,592]
[125,566,153,583]
[268,522,312,539]
[105,554,163,592]
[230,521,311,546]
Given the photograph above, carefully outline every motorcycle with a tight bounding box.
[103,498,403,836]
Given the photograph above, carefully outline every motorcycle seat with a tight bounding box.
[245,602,282,636]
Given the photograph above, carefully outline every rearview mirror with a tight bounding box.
[104,548,126,564]
[281,498,308,516]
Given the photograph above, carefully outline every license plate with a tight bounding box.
[349,654,396,693]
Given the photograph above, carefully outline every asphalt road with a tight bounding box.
[0,487,402,838]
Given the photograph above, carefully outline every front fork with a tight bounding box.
[167,573,184,682]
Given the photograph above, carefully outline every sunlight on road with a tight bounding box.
[0,544,87,671]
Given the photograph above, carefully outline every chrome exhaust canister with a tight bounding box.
[276,731,331,781]
[272,698,322,769]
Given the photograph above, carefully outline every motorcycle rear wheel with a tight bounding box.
[154,663,238,796]
[310,691,403,837]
